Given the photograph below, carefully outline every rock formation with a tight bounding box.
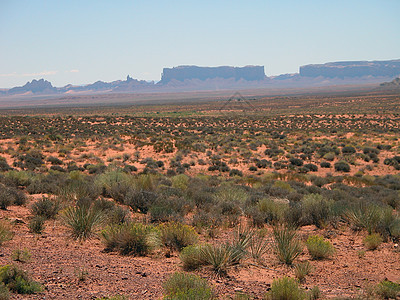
[160,65,265,83]
[299,60,400,78]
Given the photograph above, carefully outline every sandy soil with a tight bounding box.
[1,196,399,299]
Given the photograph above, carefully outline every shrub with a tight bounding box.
[30,196,60,220]
[272,226,302,265]
[249,166,258,172]
[171,174,189,191]
[163,272,214,300]
[305,235,335,260]
[320,161,331,168]
[96,296,127,300]
[257,198,287,224]
[0,222,13,246]
[28,216,45,234]
[375,280,400,299]
[100,223,156,256]
[61,205,104,241]
[124,189,157,214]
[342,146,356,155]
[0,283,9,300]
[229,169,243,177]
[294,261,313,283]
[0,265,43,294]
[363,233,383,250]
[180,245,205,271]
[158,222,198,252]
[301,194,334,228]
[11,248,31,263]
[334,161,350,172]
[304,164,318,172]
[0,187,12,210]
[266,276,305,300]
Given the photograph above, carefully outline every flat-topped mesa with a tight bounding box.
[299,59,400,78]
[160,65,265,83]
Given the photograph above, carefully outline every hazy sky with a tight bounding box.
[1,0,399,88]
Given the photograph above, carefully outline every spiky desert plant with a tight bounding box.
[294,261,313,283]
[272,225,302,265]
[61,205,104,241]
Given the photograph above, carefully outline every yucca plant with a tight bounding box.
[61,205,104,241]
[272,225,302,265]
[229,225,255,265]
[294,261,313,283]
[249,232,271,263]
[200,244,233,276]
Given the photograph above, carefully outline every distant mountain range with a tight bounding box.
[1,59,400,97]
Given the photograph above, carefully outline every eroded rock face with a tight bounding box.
[160,65,265,83]
[299,60,400,78]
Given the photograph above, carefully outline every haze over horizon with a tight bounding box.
[1,0,400,89]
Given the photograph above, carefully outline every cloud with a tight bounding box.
[22,71,57,77]
[68,69,80,73]
[0,72,18,77]
[0,71,57,78]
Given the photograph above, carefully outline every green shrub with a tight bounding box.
[0,265,43,294]
[11,248,31,263]
[363,233,383,250]
[61,205,104,241]
[158,222,198,251]
[375,280,400,299]
[163,272,214,300]
[180,245,205,271]
[305,235,335,260]
[257,198,287,224]
[0,222,13,246]
[334,161,350,172]
[28,216,45,234]
[0,187,12,210]
[100,223,156,256]
[96,296,126,300]
[301,194,334,228]
[0,283,9,300]
[171,174,189,191]
[273,226,302,265]
[31,196,60,219]
[266,276,305,300]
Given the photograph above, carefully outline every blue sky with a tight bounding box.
[1,0,399,88]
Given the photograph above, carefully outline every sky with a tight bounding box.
[1,0,399,88]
